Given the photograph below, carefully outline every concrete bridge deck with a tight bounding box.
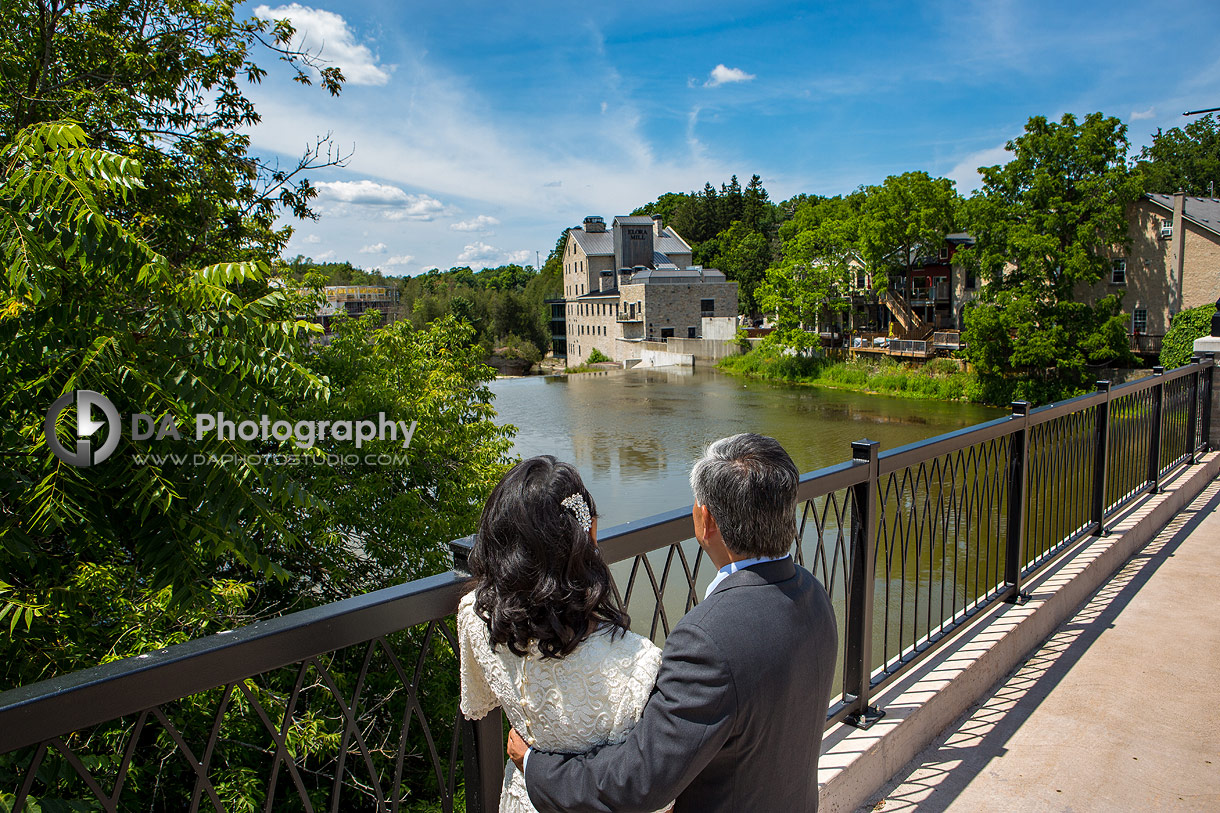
[859,476,1220,812]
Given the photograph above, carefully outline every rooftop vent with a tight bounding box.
[583,215,606,234]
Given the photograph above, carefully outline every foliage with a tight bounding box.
[718,349,976,402]
[0,123,510,812]
[632,175,782,314]
[1160,302,1217,370]
[0,0,347,267]
[286,311,514,599]
[586,347,611,363]
[0,124,328,686]
[857,171,958,284]
[1136,114,1220,197]
[958,112,1142,404]
[398,264,550,356]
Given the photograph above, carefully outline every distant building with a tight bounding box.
[1079,193,1220,358]
[315,285,401,333]
[561,214,738,361]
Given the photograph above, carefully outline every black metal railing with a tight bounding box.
[1,356,1214,811]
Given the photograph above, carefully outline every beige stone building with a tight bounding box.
[562,215,738,362]
[1080,193,1220,356]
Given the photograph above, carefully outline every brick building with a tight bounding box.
[561,215,738,362]
[1080,193,1220,357]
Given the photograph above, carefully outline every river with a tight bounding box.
[489,366,1004,526]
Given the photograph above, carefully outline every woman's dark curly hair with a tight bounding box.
[468,455,628,659]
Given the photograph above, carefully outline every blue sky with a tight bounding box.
[240,0,1220,275]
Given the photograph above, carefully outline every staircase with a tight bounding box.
[881,289,932,340]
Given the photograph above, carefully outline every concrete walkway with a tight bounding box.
[861,476,1220,813]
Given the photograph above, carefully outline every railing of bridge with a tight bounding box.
[0,357,1214,812]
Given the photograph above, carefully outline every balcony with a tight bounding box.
[616,309,643,323]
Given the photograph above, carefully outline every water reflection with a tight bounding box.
[490,367,1005,525]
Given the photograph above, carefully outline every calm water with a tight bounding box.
[489,367,1004,526]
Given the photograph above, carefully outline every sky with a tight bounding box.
[238,0,1220,276]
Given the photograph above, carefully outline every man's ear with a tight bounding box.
[700,504,722,543]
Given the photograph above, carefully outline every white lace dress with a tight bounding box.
[457,591,672,813]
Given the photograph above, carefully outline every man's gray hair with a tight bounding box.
[689,433,799,558]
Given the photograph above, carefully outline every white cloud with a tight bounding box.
[948,144,1012,194]
[505,249,532,265]
[457,242,500,264]
[1131,107,1156,121]
[385,254,414,266]
[315,179,409,205]
[314,180,448,221]
[450,215,500,232]
[705,64,755,87]
[314,249,336,260]
[303,233,322,244]
[359,242,387,254]
[253,4,390,86]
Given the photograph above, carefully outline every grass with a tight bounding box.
[718,349,982,403]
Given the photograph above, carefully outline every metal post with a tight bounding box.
[1204,354,1216,452]
[461,712,505,813]
[1004,402,1031,604]
[844,439,883,729]
[1187,356,1201,464]
[1147,368,1164,494]
[1092,380,1112,536]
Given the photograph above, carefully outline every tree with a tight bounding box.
[959,112,1142,403]
[710,221,771,315]
[0,0,347,267]
[1159,302,1217,370]
[1136,114,1220,197]
[857,171,958,291]
[0,123,327,682]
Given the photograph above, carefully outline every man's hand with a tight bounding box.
[507,727,528,772]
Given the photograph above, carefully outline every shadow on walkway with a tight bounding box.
[862,478,1220,812]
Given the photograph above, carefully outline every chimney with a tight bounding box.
[652,213,664,237]
[1171,192,1186,314]
[583,215,606,234]
[600,269,615,293]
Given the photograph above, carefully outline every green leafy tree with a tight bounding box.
[1136,114,1220,197]
[711,221,771,315]
[0,122,327,681]
[959,112,1142,403]
[0,0,347,266]
[1160,302,1217,370]
[857,171,958,291]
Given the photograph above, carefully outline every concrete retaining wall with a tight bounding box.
[666,337,742,362]
[818,452,1220,812]
[638,347,694,368]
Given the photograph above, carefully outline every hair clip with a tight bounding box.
[561,493,592,532]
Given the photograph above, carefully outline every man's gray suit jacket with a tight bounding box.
[524,556,839,813]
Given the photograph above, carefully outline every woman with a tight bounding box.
[458,456,672,813]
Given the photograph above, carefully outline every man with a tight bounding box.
[509,433,839,812]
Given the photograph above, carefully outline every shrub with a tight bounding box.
[586,348,611,363]
[1160,303,1216,370]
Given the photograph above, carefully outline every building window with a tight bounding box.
[700,298,715,317]
[1133,308,1147,334]
[966,270,977,290]
[1111,260,1127,285]
[939,246,949,260]
[688,327,697,338]
[661,327,675,339]
[856,271,866,289]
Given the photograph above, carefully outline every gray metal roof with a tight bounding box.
[613,216,656,225]
[569,224,693,259]
[1146,193,1220,237]
[626,267,728,284]
[570,229,614,255]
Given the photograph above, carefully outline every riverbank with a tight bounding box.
[718,349,981,403]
